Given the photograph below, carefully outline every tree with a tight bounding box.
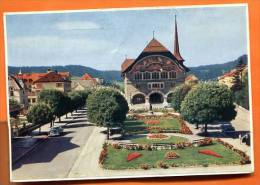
[86,88,129,139]
[180,82,237,135]
[9,99,21,118]
[234,70,249,110]
[68,90,92,113]
[27,103,53,127]
[38,89,67,125]
[170,84,192,112]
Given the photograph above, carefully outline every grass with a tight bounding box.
[103,142,243,170]
[123,118,182,134]
[130,135,188,144]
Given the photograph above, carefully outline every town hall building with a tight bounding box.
[121,18,189,108]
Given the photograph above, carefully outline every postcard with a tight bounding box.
[4,4,253,182]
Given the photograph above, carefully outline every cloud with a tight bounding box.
[55,21,102,30]
[110,48,119,54]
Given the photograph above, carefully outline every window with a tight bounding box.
[10,90,14,96]
[152,72,160,79]
[29,79,33,83]
[32,98,36,103]
[148,82,164,89]
[134,73,143,80]
[143,72,151,80]
[161,71,168,79]
[169,71,176,79]
[56,83,63,87]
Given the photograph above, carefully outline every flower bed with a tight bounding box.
[197,138,213,146]
[99,143,108,164]
[165,151,180,159]
[147,126,162,133]
[147,134,169,139]
[144,120,160,125]
[215,138,251,164]
[127,152,142,162]
[198,149,222,158]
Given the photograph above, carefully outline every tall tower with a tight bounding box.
[174,15,184,63]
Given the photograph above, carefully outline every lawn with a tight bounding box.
[103,142,243,170]
[130,135,188,144]
[123,118,182,134]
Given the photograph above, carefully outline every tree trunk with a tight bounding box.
[107,126,110,140]
[59,117,61,122]
[196,123,199,129]
[204,123,208,136]
[39,126,41,133]
[66,114,68,119]
[76,109,77,113]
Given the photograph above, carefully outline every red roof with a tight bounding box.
[16,73,46,82]
[80,73,94,80]
[16,71,70,82]
[219,70,238,80]
[121,59,135,73]
[34,72,70,83]
[142,38,169,53]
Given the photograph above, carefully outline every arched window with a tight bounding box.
[131,94,145,104]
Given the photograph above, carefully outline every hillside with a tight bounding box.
[8,65,122,81]
[8,55,247,82]
[188,55,248,80]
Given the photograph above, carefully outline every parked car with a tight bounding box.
[48,126,63,137]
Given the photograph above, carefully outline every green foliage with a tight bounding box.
[27,103,53,125]
[9,99,21,118]
[180,82,237,134]
[69,90,92,111]
[189,55,247,80]
[234,70,249,110]
[38,89,67,119]
[170,84,192,112]
[87,88,129,127]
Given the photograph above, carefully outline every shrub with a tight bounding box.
[156,160,169,169]
[165,151,180,159]
[140,163,150,170]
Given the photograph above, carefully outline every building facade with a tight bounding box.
[121,18,189,109]
[8,75,29,109]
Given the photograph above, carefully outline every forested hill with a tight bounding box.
[8,54,247,82]
[9,65,122,81]
[188,55,248,80]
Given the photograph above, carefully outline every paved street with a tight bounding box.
[12,110,95,181]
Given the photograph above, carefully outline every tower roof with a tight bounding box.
[174,16,184,62]
[142,38,169,53]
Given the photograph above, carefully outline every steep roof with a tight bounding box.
[33,72,70,83]
[80,73,95,81]
[121,59,135,73]
[16,71,70,82]
[142,38,169,53]
[174,16,184,62]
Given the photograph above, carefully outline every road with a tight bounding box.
[12,110,95,181]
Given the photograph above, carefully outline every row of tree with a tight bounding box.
[170,82,237,135]
[27,89,91,127]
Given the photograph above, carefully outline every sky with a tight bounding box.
[5,5,248,70]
